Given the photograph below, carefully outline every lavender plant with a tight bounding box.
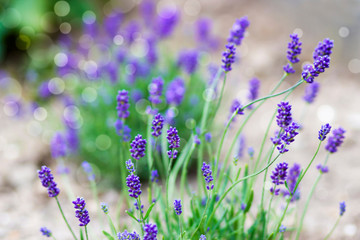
[33,3,349,240]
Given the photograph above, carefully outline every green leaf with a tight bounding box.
[80,229,84,240]
[144,202,156,221]
[102,231,115,240]
[125,210,139,222]
[267,232,274,240]
[244,190,254,213]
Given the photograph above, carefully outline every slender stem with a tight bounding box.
[180,143,196,200]
[55,197,78,240]
[191,192,211,239]
[260,146,277,209]
[178,215,183,240]
[206,154,280,227]
[85,226,89,240]
[137,198,145,235]
[324,217,341,240]
[165,151,174,236]
[264,187,276,238]
[146,115,154,180]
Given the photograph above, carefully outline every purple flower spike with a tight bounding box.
[116,90,130,119]
[38,166,60,198]
[325,127,346,153]
[196,18,211,42]
[302,55,331,83]
[167,126,180,149]
[194,135,201,145]
[318,123,332,141]
[276,102,292,128]
[166,77,185,106]
[40,227,52,237]
[283,163,301,201]
[130,135,147,160]
[270,162,288,185]
[286,34,302,64]
[281,122,300,145]
[339,201,346,216]
[178,50,199,74]
[151,113,165,137]
[50,132,67,159]
[313,38,334,60]
[201,162,214,191]
[149,77,164,105]
[174,199,182,215]
[205,133,212,143]
[227,16,250,46]
[303,81,320,103]
[118,230,141,240]
[101,202,109,214]
[283,63,296,74]
[155,8,179,39]
[126,174,142,199]
[72,197,90,226]
[126,159,135,174]
[248,78,260,102]
[316,164,329,173]
[200,235,207,240]
[144,223,158,240]
[222,44,236,72]
[230,99,244,116]
[82,161,95,181]
[151,170,159,183]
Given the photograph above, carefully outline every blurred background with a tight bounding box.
[0,0,359,239]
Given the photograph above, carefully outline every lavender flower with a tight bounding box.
[283,34,302,73]
[227,17,250,46]
[126,159,135,174]
[318,123,332,141]
[126,174,142,199]
[72,197,90,226]
[202,162,214,190]
[151,113,165,137]
[283,63,295,74]
[144,223,158,240]
[248,78,260,107]
[230,99,244,116]
[130,135,147,160]
[205,133,212,143]
[115,119,131,142]
[146,37,158,65]
[101,202,109,214]
[50,132,67,159]
[271,162,288,185]
[104,11,123,37]
[149,77,164,105]
[196,18,211,42]
[151,170,159,183]
[117,230,141,240]
[325,127,346,153]
[283,163,301,201]
[248,147,255,158]
[339,201,346,216]
[301,55,331,83]
[40,227,52,237]
[116,90,130,119]
[134,201,144,214]
[281,122,300,145]
[276,102,292,128]
[140,0,155,25]
[236,135,245,160]
[222,44,236,72]
[174,199,182,215]
[178,50,199,74]
[166,77,185,106]
[82,161,95,181]
[313,38,334,60]
[38,166,60,197]
[316,164,329,173]
[303,81,320,103]
[155,8,179,39]
[279,225,286,233]
[194,135,201,145]
[167,126,180,149]
[200,234,206,240]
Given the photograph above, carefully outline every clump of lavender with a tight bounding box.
[155,8,179,39]
[230,99,244,116]
[101,202,109,214]
[276,102,292,128]
[275,122,300,153]
[151,170,159,183]
[115,119,131,141]
[50,132,67,159]
[194,135,201,145]
[82,161,95,181]
[313,38,334,60]
[116,90,130,119]
[167,126,180,159]
[72,197,90,226]
[303,81,320,103]
[222,44,236,72]
[178,50,199,74]
[38,166,60,198]
[301,55,331,83]
[247,78,260,108]
[151,113,165,137]
[325,127,346,153]
[130,135,147,160]
[174,199,182,215]
[200,234,206,240]
[126,159,136,174]
[279,225,286,233]
[144,223,158,240]
[316,164,329,173]
[270,162,288,195]
[126,174,142,199]
[283,33,302,74]
[166,77,186,106]
[149,77,164,105]
[202,162,214,191]
[283,163,301,201]
[205,133,212,143]
[339,201,346,216]
[318,123,332,141]
[40,227,52,237]
[117,230,141,240]
[227,16,250,46]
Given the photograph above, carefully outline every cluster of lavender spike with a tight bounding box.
[130,135,147,160]
[38,166,60,198]
[270,162,288,195]
[72,197,90,226]
[201,162,214,191]
[167,126,180,159]
[283,33,302,74]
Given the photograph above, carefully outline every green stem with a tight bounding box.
[146,115,154,179]
[324,217,341,240]
[55,197,78,240]
[180,143,196,200]
[191,192,211,239]
[178,215,183,240]
[260,146,277,209]
[165,151,175,236]
[137,197,145,235]
[85,226,89,240]
[206,154,281,228]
